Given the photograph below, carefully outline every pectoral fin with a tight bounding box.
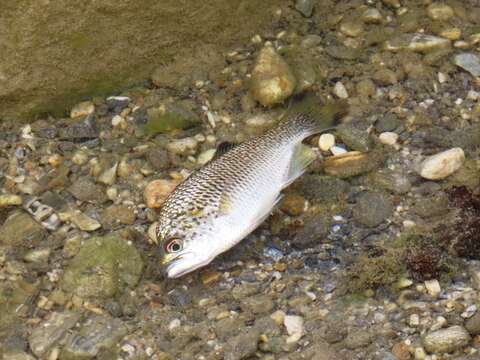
[282,143,316,189]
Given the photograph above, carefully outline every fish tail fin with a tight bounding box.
[284,93,348,136]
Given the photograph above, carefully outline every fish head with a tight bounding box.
[158,229,217,278]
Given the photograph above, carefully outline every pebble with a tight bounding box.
[283,315,304,343]
[249,45,296,107]
[362,8,383,24]
[418,148,465,180]
[353,191,393,227]
[424,279,441,298]
[111,115,126,127]
[143,179,180,208]
[422,326,471,353]
[453,53,480,77]
[384,34,451,53]
[465,312,480,335]
[339,20,364,38]
[427,3,454,21]
[197,149,216,166]
[166,137,198,155]
[97,162,118,186]
[70,101,95,118]
[295,0,314,17]
[71,150,89,165]
[323,151,380,178]
[70,210,101,231]
[333,81,349,99]
[318,133,335,151]
[379,132,399,146]
[0,194,22,207]
[270,310,286,325]
[329,146,347,156]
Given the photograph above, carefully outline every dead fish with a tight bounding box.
[157,96,348,278]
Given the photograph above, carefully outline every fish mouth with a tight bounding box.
[164,253,213,279]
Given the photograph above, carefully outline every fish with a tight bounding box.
[156,95,348,278]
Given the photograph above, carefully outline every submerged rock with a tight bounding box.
[295,0,314,17]
[70,101,95,119]
[29,311,82,357]
[418,148,465,180]
[145,102,201,135]
[453,53,480,77]
[61,315,128,359]
[323,151,383,178]
[249,46,296,107]
[0,211,45,247]
[144,179,180,208]
[422,326,470,353]
[224,329,260,360]
[385,34,451,53]
[353,191,393,227]
[62,233,143,299]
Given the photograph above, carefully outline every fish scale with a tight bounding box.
[157,98,347,278]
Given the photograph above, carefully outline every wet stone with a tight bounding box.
[249,46,296,107]
[241,294,275,314]
[146,148,171,170]
[375,113,400,132]
[224,329,260,360]
[427,3,454,21]
[344,330,373,349]
[68,179,107,204]
[337,122,372,152]
[295,0,314,17]
[292,213,332,249]
[29,311,82,357]
[145,102,201,135]
[292,175,349,204]
[61,233,143,299]
[453,53,480,77]
[353,191,393,227]
[369,170,412,194]
[422,326,471,353]
[61,315,128,359]
[100,205,136,230]
[59,116,99,140]
[385,33,451,53]
[0,211,45,247]
[465,312,480,335]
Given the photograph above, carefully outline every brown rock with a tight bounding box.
[143,179,180,208]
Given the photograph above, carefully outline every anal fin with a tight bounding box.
[282,143,316,189]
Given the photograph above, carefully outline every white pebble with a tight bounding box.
[333,81,349,99]
[414,347,426,360]
[438,72,447,83]
[168,318,181,331]
[330,146,348,156]
[379,132,398,146]
[424,279,441,298]
[318,133,335,151]
[197,149,217,166]
[409,313,420,326]
[111,115,125,127]
[284,315,304,344]
[419,148,465,180]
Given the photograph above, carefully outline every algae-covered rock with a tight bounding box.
[353,191,393,227]
[0,279,39,330]
[0,211,46,247]
[62,233,143,299]
[145,102,201,134]
[60,315,128,360]
[291,175,349,205]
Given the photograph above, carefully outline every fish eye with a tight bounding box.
[165,239,182,253]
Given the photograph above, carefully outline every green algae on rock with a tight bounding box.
[145,102,201,135]
[62,233,143,299]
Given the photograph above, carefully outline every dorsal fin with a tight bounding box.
[212,142,237,160]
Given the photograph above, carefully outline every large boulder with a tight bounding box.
[0,0,285,120]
